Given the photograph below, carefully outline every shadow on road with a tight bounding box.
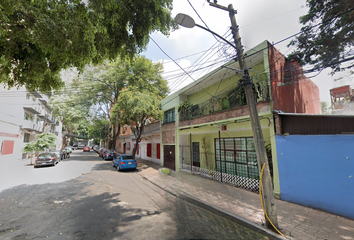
[0,178,166,240]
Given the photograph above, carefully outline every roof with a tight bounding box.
[276,112,354,118]
[330,85,352,98]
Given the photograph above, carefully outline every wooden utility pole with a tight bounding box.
[209,2,279,229]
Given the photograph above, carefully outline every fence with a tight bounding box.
[179,77,270,121]
[179,145,259,193]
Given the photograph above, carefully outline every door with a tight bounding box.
[163,145,175,170]
[192,142,200,167]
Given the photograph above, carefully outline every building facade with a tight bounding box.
[0,86,62,162]
[160,40,321,196]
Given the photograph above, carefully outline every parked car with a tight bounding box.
[77,144,85,150]
[52,150,65,160]
[93,145,99,153]
[67,145,77,150]
[113,154,137,171]
[103,150,118,160]
[98,148,106,158]
[34,152,60,168]
[83,146,90,152]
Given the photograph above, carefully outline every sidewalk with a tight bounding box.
[136,159,354,240]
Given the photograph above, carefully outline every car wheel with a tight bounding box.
[117,164,120,171]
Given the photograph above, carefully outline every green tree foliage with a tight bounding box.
[23,132,57,164]
[112,90,164,157]
[0,0,176,92]
[289,0,354,73]
[74,55,168,149]
[49,94,87,148]
[321,101,331,114]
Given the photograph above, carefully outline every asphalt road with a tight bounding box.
[0,150,268,240]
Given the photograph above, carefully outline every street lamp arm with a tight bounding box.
[194,23,237,50]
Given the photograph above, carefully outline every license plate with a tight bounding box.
[128,162,132,165]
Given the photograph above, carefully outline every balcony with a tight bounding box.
[23,106,41,115]
[39,98,51,111]
[45,114,56,124]
[179,80,270,124]
[48,129,59,136]
[22,120,42,132]
[29,90,42,99]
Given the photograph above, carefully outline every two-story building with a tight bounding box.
[0,86,63,161]
[160,40,320,196]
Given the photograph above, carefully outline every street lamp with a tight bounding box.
[175,9,279,230]
[175,13,237,50]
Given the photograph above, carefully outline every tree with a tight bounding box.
[289,0,354,73]
[0,0,176,92]
[112,90,164,158]
[49,94,87,149]
[321,101,332,114]
[73,56,169,149]
[23,132,57,165]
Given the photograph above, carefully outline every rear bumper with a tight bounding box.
[119,163,137,169]
[34,161,55,167]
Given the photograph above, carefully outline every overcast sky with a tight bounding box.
[141,0,349,104]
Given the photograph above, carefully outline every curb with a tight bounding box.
[139,172,291,240]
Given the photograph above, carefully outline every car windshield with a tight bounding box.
[122,155,134,160]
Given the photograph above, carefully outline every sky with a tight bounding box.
[141,0,351,104]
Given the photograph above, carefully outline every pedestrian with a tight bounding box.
[66,147,70,158]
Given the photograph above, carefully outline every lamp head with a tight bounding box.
[175,13,196,28]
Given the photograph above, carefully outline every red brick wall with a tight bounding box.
[161,123,175,144]
[268,43,321,114]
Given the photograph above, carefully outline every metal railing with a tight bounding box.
[180,79,269,121]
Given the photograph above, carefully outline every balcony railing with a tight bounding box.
[22,120,42,132]
[180,79,269,121]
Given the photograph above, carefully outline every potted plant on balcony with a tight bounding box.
[178,101,193,120]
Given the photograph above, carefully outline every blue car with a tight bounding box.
[113,154,137,171]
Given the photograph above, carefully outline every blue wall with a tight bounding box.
[276,135,354,219]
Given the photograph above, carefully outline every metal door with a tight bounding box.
[163,145,175,170]
[192,142,200,167]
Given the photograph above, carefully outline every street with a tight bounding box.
[0,151,268,240]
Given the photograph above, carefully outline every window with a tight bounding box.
[147,143,152,157]
[163,109,175,124]
[215,137,259,179]
[24,133,30,143]
[26,93,30,99]
[127,142,130,150]
[24,112,33,121]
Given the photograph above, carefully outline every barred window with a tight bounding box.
[163,109,175,124]
[215,137,259,179]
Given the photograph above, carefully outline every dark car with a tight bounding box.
[113,154,137,171]
[52,150,65,160]
[34,152,60,168]
[102,150,117,160]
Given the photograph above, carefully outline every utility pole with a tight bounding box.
[208,1,279,229]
